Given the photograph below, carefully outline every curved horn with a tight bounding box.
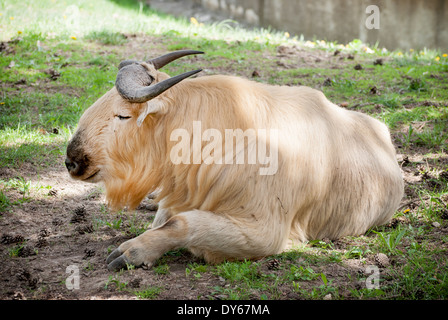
[115,63,202,103]
[118,50,203,70]
[149,50,204,69]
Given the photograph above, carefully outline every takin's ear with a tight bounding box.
[137,98,167,127]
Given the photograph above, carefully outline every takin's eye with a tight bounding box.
[116,115,132,120]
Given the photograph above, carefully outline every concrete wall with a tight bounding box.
[196,0,448,50]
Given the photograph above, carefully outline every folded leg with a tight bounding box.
[106,209,282,271]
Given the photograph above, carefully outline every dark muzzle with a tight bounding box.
[65,132,89,177]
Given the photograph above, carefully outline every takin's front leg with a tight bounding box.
[151,199,173,228]
[106,210,279,271]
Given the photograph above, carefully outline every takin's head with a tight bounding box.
[65,50,203,208]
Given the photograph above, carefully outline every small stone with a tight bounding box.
[323,294,332,300]
[12,292,27,300]
[432,221,441,228]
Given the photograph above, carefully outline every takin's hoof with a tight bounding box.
[106,248,133,272]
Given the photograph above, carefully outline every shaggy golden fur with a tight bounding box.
[67,63,404,269]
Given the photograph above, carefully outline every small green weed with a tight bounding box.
[215,260,261,283]
[408,78,427,92]
[8,242,26,257]
[344,246,373,259]
[93,205,124,230]
[286,265,319,281]
[153,264,170,275]
[105,274,128,291]
[0,190,12,213]
[134,286,163,299]
[373,228,406,254]
[186,262,208,279]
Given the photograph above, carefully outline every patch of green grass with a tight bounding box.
[0,32,116,169]
[387,242,448,299]
[0,125,68,168]
[127,214,152,237]
[383,105,448,129]
[92,204,126,230]
[0,176,53,212]
[85,30,128,45]
[0,91,82,131]
[186,262,208,279]
[7,241,26,257]
[104,273,128,291]
[285,265,319,281]
[0,190,12,213]
[373,227,407,255]
[0,0,291,45]
[134,286,163,299]
[215,260,261,283]
[292,272,338,299]
[212,260,282,300]
[344,246,373,259]
[153,263,170,275]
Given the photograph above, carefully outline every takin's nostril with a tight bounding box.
[65,158,78,173]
